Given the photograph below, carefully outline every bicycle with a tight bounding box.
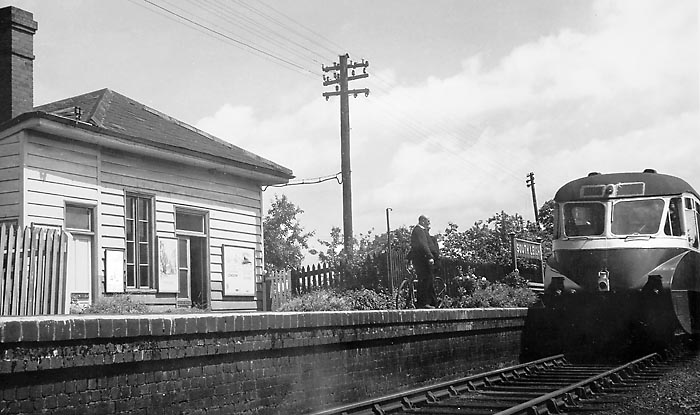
[395,260,447,309]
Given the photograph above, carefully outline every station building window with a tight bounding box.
[125,194,154,289]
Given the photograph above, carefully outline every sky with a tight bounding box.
[4,0,699,262]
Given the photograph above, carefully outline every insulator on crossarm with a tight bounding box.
[352,70,355,76]
[363,67,366,74]
[335,85,339,91]
[365,91,369,97]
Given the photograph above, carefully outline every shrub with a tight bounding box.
[502,270,529,288]
[277,288,395,311]
[454,282,538,308]
[277,289,352,311]
[77,294,150,314]
[344,288,395,310]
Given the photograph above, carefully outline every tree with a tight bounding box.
[440,201,556,277]
[317,225,414,266]
[263,194,314,271]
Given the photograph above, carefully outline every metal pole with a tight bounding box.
[386,208,392,291]
[509,232,518,273]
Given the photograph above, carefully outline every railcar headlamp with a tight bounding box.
[597,270,610,292]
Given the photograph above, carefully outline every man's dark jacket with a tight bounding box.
[409,225,433,261]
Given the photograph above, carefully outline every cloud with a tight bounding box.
[197,0,698,258]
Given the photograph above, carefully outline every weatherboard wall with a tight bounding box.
[0,132,21,223]
[16,129,265,311]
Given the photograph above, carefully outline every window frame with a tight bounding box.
[174,207,208,237]
[610,197,665,236]
[64,203,95,234]
[124,193,156,290]
[562,201,606,237]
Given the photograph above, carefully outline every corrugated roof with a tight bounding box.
[34,88,293,180]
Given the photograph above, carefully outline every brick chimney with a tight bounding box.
[0,6,37,123]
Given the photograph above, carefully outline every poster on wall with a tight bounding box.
[104,249,125,293]
[222,245,255,296]
[158,237,179,293]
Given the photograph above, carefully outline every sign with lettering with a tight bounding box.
[223,245,255,297]
[514,238,542,261]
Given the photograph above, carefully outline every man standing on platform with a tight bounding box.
[409,215,436,308]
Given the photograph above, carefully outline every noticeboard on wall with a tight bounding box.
[222,245,255,297]
[158,237,179,293]
[105,249,125,293]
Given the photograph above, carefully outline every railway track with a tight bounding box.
[312,346,689,415]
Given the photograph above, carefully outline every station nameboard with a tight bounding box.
[514,238,542,260]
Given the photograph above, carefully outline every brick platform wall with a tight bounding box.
[0,308,527,414]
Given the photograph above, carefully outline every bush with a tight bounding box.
[277,289,352,311]
[455,282,538,308]
[76,294,150,314]
[344,288,395,310]
[502,270,529,288]
[277,288,395,311]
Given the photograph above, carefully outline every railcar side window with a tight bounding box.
[664,198,683,236]
[611,199,664,235]
[683,197,699,248]
[563,203,605,236]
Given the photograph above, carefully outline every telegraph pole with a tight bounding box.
[526,172,539,225]
[322,54,369,261]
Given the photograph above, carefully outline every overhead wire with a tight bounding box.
[263,172,342,191]
[249,0,525,180]
[135,0,527,184]
[194,0,328,67]
[253,0,345,58]
[224,0,332,64]
[139,0,319,76]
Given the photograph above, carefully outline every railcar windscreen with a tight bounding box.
[611,198,664,235]
[563,203,605,236]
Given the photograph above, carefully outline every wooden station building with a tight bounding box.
[0,6,293,312]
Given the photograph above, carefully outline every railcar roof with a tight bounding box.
[554,172,699,202]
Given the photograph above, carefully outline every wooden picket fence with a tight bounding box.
[263,242,544,310]
[291,262,343,294]
[1,224,69,316]
[262,250,411,311]
[265,268,293,311]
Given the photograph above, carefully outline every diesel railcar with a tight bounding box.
[544,169,700,340]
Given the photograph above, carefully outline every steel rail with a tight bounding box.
[492,352,660,415]
[309,354,566,415]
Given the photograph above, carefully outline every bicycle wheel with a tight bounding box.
[434,276,448,308]
[395,279,415,309]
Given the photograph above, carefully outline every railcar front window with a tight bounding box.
[563,203,605,236]
[612,199,664,235]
